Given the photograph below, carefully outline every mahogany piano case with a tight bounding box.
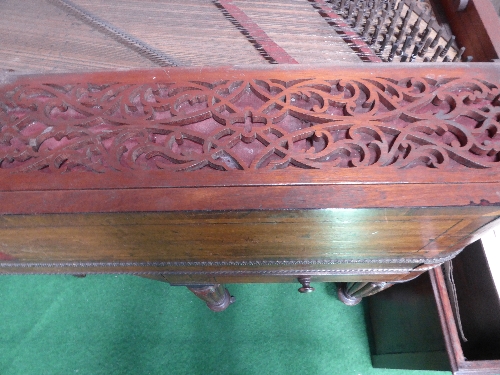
[1,0,500,311]
[1,62,500,310]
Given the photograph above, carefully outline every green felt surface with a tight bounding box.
[0,275,450,375]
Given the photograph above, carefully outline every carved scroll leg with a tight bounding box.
[187,284,235,312]
[337,282,394,306]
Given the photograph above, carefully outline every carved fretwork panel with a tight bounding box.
[1,65,500,309]
[1,65,499,174]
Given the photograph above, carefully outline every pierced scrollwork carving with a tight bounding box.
[1,73,499,173]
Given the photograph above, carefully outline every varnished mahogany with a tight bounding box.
[1,63,500,310]
[1,0,500,312]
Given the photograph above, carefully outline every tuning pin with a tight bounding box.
[380,9,388,25]
[430,28,443,48]
[377,1,385,12]
[423,56,430,62]
[362,20,371,39]
[400,6,413,35]
[396,31,406,47]
[431,45,443,61]
[465,56,473,62]
[452,46,465,62]
[386,24,395,41]
[419,37,432,56]
[389,5,402,30]
[347,0,357,22]
[387,42,399,61]
[400,53,409,62]
[371,19,383,45]
[439,35,455,57]
[379,33,390,52]
[397,7,414,44]
[402,35,413,53]
[354,6,365,29]
[442,55,451,62]
[419,16,435,38]
[362,9,376,38]
[410,17,421,40]
[419,27,431,42]
[409,44,419,61]
[340,0,349,14]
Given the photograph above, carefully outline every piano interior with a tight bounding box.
[0,0,494,73]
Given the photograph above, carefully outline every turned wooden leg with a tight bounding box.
[187,284,235,312]
[337,281,394,306]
